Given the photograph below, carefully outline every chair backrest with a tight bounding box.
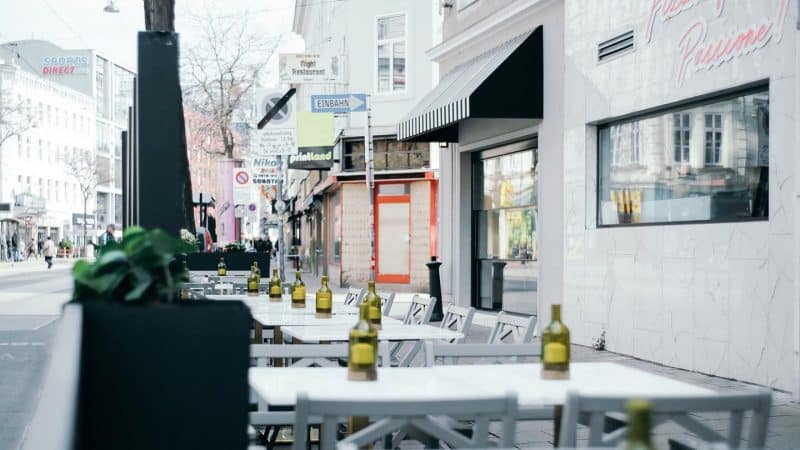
[294,392,518,450]
[380,292,395,316]
[559,388,772,448]
[487,311,537,344]
[439,304,474,343]
[423,341,541,367]
[250,342,391,368]
[343,287,365,306]
[402,295,437,325]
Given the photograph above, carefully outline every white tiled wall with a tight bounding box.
[563,0,798,391]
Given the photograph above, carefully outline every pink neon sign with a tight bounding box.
[644,0,791,85]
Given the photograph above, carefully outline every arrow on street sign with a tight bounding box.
[310,93,367,114]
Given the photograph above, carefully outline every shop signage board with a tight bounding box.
[279,53,341,84]
[310,93,367,113]
[288,147,334,170]
[251,89,297,156]
[252,171,283,185]
[232,168,252,205]
[289,112,335,170]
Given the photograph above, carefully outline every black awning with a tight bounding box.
[397,26,543,142]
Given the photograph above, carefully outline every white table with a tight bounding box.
[251,313,402,328]
[207,295,359,315]
[281,323,462,342]
[249,362,713,409]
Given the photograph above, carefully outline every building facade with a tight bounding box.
[0,40,133,249]
[403,0,800,397]
[290,0,441,291]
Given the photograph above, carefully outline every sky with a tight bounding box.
[0,0,304,84]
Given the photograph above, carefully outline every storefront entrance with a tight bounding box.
[376,183,411,284]
[472,140,538,315]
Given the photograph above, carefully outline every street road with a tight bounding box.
[0,262,72,450]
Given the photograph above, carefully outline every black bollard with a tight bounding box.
[491,260,507,310]
[427,256,443,322]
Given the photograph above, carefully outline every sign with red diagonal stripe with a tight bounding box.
[232,169,252,205]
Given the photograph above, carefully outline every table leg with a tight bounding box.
[554,404,563,447]
[253,320,263,344]
[273,326,283,367]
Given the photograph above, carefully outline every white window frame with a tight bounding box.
[673,113,691,164]
[704,113,723,165]
[374,12,408,95]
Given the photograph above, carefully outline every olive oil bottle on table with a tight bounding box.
[217,257,226,276]
[541,303,570,379]
[364,280,382,330]
[251,261,261,278]
[624,399,655,450]
[348,300,378,381]
[316,276,333,318]
[246,267,260,296]
[291,271,306,308]
[268,269,282,302]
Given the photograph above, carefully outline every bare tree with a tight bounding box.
[182,11,281,159]
[62,151,106,257]
[0,89,34,149]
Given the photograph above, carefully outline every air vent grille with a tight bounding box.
[598,30,634,62]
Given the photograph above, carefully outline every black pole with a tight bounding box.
[426,256,443,322]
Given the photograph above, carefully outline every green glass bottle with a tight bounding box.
[247,267,259,296]
[251,261,261,279]
[348,301,378,381]
[541,304,570,379]
[364,280,382,330]
[316,276,333,318]
[217,257,226,276]
[625,399,655,450]
[291,271,306,308]
[268,269,282,301]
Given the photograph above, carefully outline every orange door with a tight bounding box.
[375,184,411,284]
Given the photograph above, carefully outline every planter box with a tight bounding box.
[186,252,271,273]
[75,300,251,450]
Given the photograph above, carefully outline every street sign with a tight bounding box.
[232,168,251,205]
[251,89,297,156]
[252,171,283,185]
[279,53,341,84]
[311,94,367,113]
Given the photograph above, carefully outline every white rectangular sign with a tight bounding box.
[232,168,252,205]
[253,171,283,185]
[251,88,298,156]
[279,53,341,84]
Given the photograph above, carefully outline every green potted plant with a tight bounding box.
[58,238,73,258]
[224,242,246,253]
[65,226,251,450]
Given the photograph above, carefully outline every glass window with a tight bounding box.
[598,89,769,226]
[343,139,429,171]
[376,14,406,93]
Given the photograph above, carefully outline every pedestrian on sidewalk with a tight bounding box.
[26,238,37,260]
[43,236,56,269]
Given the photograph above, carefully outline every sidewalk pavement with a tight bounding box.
[0,258,75,277]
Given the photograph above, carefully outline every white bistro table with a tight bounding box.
[249,362,712,409]
[206,294,359,315]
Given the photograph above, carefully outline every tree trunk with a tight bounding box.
[143,0,175,32]
[83,196,88,259]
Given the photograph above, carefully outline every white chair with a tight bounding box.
[488,311,537,344]
[401,295,437,325]
[343,287,365,306]
[439,304,474,343]
[294,392,518,450]
[380,292,395,316]
[423,341,541,366]
[249,342,391,449]
[559,388,772,448]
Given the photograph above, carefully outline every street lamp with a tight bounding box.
[103,0,120,13]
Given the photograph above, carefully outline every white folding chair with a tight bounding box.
[559,388,772,448]
[390,295,439,365]
[439,304,474,343]
[249,342,392,449]
[343,287,366,306]
[488,311,537,344]
[379,292,395,317]
[294,392,518,450]
[423,341,541,366]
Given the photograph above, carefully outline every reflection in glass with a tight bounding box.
[598,89,769,225]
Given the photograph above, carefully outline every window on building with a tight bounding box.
[343,138,429,171]
[376,13,407,93]
[704,113,723,165]
[598,88,769,226]
[673,113,691,164]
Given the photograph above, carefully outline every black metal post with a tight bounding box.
[491,260,507,310]
[427,256,443,322]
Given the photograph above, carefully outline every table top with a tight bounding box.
[251,312,402,327]
[249,362,713,407]
[206,295,359,315]
[281,323,463,342]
